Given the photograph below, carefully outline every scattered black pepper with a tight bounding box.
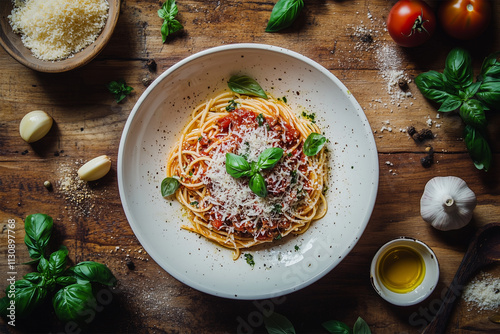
[360,34,373,43]
[146,59,157,72]
[398,78,409,92]
[126,259,135,270]
[21,150,28,155]
[408,126,434,142]
[421,147,434,168]
[142,77,152,87]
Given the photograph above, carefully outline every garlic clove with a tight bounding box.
[420,176,477,231]
[78,155,112,181]
[19,110,53,143]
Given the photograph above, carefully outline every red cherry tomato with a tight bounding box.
[439,0,492,40]
[387,0,436,47]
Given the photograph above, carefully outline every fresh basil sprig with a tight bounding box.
[415,48,500,171]
[263,312,371,334]
[228,75,268,99]
[158,0,183,43]
[265,0,304,33]
[303,133,327,156]
[0,214,117,323]
[225,147,284,198]
[161,176,180,197]
[106,79,133,103]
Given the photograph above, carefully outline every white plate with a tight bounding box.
[118,44,379,300]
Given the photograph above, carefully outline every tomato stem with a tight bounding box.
[404,9,430,37]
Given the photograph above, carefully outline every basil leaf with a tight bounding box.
[24,213,53,261]
[322,320,352,334]
[56,276,78,287]
[443,48,473,90]
[265,0,304,33]
[158,0,183,43]
[257,147,284,170]
[226,153,252,178]
[53,283,94,324]
[37,257,49,274]
[459,99,487,129]
[438,96,462,112]
[464,82,481,99]
[415,70,456,103]
[6,280,47,318]
[161,177,180,197]
[106,79,133,103]
[257,113,265,126]
[476,80,500,109]
[0,297,8,318]
[263,312,296,334]
[303,133,327,156]
[48,246,69,277]
[249,173,268,198]
[479,52,500,80]
[353,317,371,334]
[464,125,491,171]
[228,75,268,99]
[23,272,44,285]
[67,261,117,286]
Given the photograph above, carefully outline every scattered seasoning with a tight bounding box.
[463,272,500,311]
[408,126,434,142]
[142,77,153,87]
[43,180,52,190]
[126,259,135,270]
[146,59,157,72]
[244,253,255,267]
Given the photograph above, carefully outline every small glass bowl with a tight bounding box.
[370,237,440,306]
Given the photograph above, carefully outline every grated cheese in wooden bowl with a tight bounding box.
[8,0,109,61]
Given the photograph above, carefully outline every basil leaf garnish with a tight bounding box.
[48,246,69,277]
[415,70,455,104]
[477,80,500,109]
[225,153,252,178]
[53,283,94,324]
[464,125,491,171]
[24,213,53,262]
[353,317,371,334]
[459,99,487,130]
[443,48,473,90]
[249,173,267,198]
[67,261,117,286]
[158,0,183,43]
[479,52,500,80]
[303,133,327,156]
[161,177,180,197]
[322,320,351,334]
[257,147,284,170]
[228,75,268,99]
[438,95,462,112]
[264,312,296,334]
[265,0,304,33]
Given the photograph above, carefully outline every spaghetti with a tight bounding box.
[166,91,327,259]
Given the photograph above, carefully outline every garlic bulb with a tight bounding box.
[420,176,477,231]
[19,110,53,143]
[78,155,112,181]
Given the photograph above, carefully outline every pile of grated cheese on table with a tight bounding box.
[8,0,109,61]
[462,272,500,311]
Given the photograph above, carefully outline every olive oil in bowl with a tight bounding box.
[377,245,426,293]
[370,237,439,306]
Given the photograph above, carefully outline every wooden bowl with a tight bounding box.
[0,0,120,73]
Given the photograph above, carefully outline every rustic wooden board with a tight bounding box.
[1,0,499,333]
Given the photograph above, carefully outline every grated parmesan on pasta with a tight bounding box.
[9,0,109,61]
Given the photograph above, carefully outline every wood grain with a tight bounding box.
[1,1,500,333]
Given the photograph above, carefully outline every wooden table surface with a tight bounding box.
[1,0,500,333]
